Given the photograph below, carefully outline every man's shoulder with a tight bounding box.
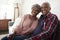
[50,13,57,16]
[47,13,58,19]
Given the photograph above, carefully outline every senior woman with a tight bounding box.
[1,4,41,40]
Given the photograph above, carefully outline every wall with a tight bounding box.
[0,0,22,21]
[0,0,60,20]
[22,0,60,20]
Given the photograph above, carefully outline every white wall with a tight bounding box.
[0,0,60,20]
[0,0,22,21]
[22,0,60,20]
[0,0,14,19]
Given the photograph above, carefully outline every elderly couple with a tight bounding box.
[2,2,58,40]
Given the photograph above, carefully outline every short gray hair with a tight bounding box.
[42,2,51,8]
[32,4,41,12]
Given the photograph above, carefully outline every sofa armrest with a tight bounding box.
[8,21,14,34]
[8,21,14,27]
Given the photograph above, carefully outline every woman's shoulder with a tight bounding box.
[24,14,31,17]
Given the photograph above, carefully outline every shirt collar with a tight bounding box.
[41,12,51,18]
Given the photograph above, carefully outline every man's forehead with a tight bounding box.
[41,2,50,7]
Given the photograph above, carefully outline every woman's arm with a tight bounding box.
[21,20,38,35]
[12,14,29,35]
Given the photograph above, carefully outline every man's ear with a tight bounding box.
[49,7,51,10]
[48,8,51,11]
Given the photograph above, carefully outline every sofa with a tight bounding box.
[55,21,60,40]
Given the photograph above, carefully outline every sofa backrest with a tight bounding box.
[55,21,60,40]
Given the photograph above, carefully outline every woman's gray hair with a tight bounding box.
[32,4,41,12]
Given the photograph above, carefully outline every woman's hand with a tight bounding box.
[7,33,15,40]
[21,31,31,35]
[21,28,33,35]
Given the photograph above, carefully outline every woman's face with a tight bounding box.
[31,8,40,16]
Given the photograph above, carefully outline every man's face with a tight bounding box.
[41,3,51,15]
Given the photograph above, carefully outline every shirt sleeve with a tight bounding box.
[27,15,58,40]
[22,19,38,35]
[9,17,21,34]
[11,14,29,34]
[29,19,38,33]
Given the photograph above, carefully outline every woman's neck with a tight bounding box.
[31,15,37,20]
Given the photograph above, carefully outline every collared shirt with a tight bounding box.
[27,12,58,40]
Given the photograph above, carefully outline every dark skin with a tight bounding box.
[8,7,40,39]
[41,3,51,16]
[30,8,40,20]
[31,8,40,17]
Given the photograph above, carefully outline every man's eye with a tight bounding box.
[41,7,48,8]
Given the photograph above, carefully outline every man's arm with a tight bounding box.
[27,15,58,40]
